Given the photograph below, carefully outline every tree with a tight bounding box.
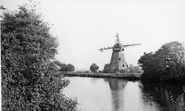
[138,52,158,74]
[156,41,185,76]
[128,64,135,73]
[1,3,77,111]
[90,63,99,73]
[128,64,143,73]
[138,41,185,81]
[134,66,143,73]
[53,61,75,72]
[102,63,111,73]
[59,63,68,72]
[67,64,75,72]
[58,63,75,72]
[53,60,63,67]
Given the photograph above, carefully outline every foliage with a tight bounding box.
[59,63,68,72]
[138,41,185,81]
[90,63,99,73]
[76,70,90,73]
[119,69,129,73]
[128,64,143,73]
[133,66,143,73]
[102,63,111,73]
[1,3,77,111]
[53,61,75,72]
[53,60,63,67]
[83,70,90,73]
[67,64,75,72]
[102,63,142,73]
[128,64,135,73]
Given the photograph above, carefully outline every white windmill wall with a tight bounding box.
[118,51,127,70]
[109,50,127,73]
[109,51,119,72]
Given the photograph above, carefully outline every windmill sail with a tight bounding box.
[99,47,113,52]
[115,33,120,43]
[122,43,141,47]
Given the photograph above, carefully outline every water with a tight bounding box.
[63,77,185,111]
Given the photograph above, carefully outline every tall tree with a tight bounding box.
[67,64,75,72]
[138,41,185,81]
[90,63,99,73]
[156,41,185,75]
[103,63,111,73]
[1,3,77,111]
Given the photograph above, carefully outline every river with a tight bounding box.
[63,77,185,111]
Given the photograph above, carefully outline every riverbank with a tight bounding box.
[63,72,142,80]
[141,73,185,84]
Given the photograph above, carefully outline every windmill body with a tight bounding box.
[109,42,127,72]
[99,33,140,73]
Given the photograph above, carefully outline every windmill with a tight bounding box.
[99,33,140,73]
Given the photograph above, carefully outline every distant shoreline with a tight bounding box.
[62,72,142,80]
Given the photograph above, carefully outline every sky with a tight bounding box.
[1,0,185,70]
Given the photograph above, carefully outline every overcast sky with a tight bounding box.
[1,0,185,70]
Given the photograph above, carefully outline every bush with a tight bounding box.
[120,69,129,73]
[1,3,77,111]
[84,70,90,73]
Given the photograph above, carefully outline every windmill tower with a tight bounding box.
[99,33,140,73]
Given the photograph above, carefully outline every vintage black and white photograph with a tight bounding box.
[1,0,185,111]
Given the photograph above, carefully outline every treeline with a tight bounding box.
[138,41,185,82]
[1,3,77,111]
[89,63,142,73]
[53,60,75,72]
[102,64,143,73]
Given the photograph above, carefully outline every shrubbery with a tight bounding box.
[102,63,143,73]
[53,60,75,72]
[138,41,185,81]
[1,3,77,111]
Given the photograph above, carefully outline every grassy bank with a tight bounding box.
[62,72,142,80]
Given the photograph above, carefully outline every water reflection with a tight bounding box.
[142,82,185,111]
[105,79,128,111]
[105,78,185,111]
[63,77,185,111]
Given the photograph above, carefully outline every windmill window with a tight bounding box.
[123,65,124,67]
[119,58,121,60]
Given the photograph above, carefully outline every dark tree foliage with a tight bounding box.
[55,62,75,72]
[53,60,63,68]
[1,4,77,111]
[102,63,111,73]
[138,41,185,81]
[67,64,75,72]
[90,63,99,73]
[59,63,68,72]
